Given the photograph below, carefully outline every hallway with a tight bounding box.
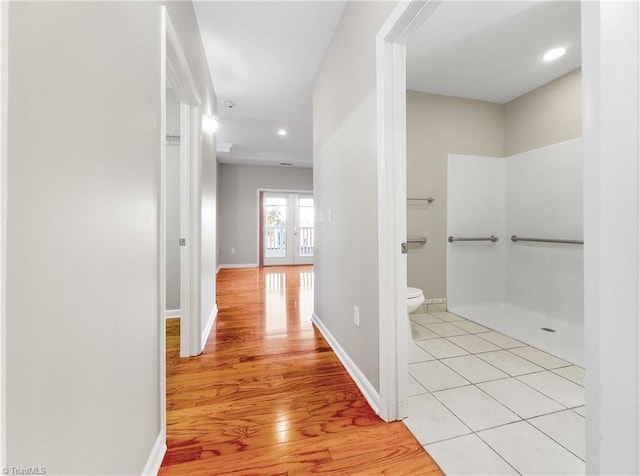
[160,266,441,475]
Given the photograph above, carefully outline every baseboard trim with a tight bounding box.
[311,313,381,415]
[216,264,221,274]
[165,309,180,319]
[200,305,218,352]
[219,263,258,269]
[141,430,166,476]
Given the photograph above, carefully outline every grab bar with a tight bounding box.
[511,235,584,245]
[407,237,427,245]
[448,235,498,243]
[407,197,436,204]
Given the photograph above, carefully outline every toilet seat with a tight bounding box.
[407,287,423,299]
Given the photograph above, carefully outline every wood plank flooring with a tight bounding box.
[160,266,442,475]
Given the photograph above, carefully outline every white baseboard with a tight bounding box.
[141,430,166,476]
[216,264,221,274]
[165,309,180,319]
[219,263,258,269]
[200,305,218,352]
[311,313,381,415]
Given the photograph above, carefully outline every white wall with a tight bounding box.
[313,1,396,393]
[447,155,506,307]
[5,2,216,473]
[217,164,312,266]
[7,4,160,472]
[200,129,217,337]
[583,2,640,473]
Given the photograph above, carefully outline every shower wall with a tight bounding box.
[505,139,583,326]
[446,155,505,307]
[448,138,584,340]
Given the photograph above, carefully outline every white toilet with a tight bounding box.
[407,286,425,314]
[407,286,425,343]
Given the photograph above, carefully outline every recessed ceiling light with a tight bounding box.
[542,47,567,62]
[277,129,287,136]
[203,116,218,134]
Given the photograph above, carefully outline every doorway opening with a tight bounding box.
[259,191,314,266]
[164,87,198,359]
[159,7,205,456]
[377,0,640,474]
[163,9,204,361]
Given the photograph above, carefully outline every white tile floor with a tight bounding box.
[405,311,586,476]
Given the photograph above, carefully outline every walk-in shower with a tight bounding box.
[447,138,583,365]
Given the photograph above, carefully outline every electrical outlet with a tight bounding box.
[354,305,360,327]
[231,247,236,254]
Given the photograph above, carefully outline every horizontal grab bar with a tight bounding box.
[407,197,435,204]
[407,237,427,245]
[448,235,498,243]
[511,235,584,245]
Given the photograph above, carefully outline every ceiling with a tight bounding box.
[193,1,581,169]
[406,1,582,104]
[193,1,346,168]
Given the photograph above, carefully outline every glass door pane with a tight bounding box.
[297,196,314,258]
[264,195,288,259]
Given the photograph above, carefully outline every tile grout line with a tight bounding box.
[423,432,523,476]
[408,375,585,469]
[521,418,585,462]
[513,373,584,409]
[406,313,585,474]
[473,429,525,475]
[409,353,581,410]
[550,367,586,387]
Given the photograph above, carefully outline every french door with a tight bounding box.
[262,192,314,266]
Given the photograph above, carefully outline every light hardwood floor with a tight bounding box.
[160,266,442,475]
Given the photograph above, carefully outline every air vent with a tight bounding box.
[541,327,556,333]
[280,162,293,166]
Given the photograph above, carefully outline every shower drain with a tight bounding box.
[541,327,556,333]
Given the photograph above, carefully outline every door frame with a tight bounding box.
[159,5,203,447]
[581,2,640,472]
[164,9,202,359]
[375,0,441,423]
[257,188,312,267]
[0,0,7,467]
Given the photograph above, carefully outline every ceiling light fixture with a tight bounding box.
[542,47,567,62]
[203,115,218,134]
[277,129,287,136]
